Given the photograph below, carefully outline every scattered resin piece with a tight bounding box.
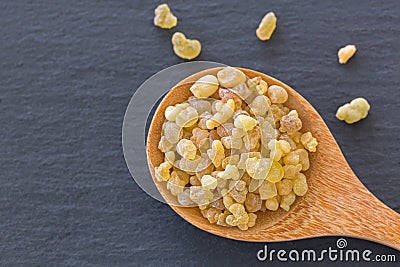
[336,97,370,124]
[338,45,357,64]
[256,12,277,41]
[153,4,177,29]
[171,32,201,60]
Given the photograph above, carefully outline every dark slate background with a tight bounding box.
[1,0,399,266]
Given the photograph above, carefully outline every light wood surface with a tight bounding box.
[146,67,400,250]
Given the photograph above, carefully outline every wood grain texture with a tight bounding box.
[147,67,400,250]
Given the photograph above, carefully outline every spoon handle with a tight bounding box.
[315,154,400,250]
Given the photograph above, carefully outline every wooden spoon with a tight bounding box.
[146,67,400,250]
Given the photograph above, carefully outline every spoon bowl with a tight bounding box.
[146,67,400,250]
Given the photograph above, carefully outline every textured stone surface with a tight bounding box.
[0,0,399,266]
